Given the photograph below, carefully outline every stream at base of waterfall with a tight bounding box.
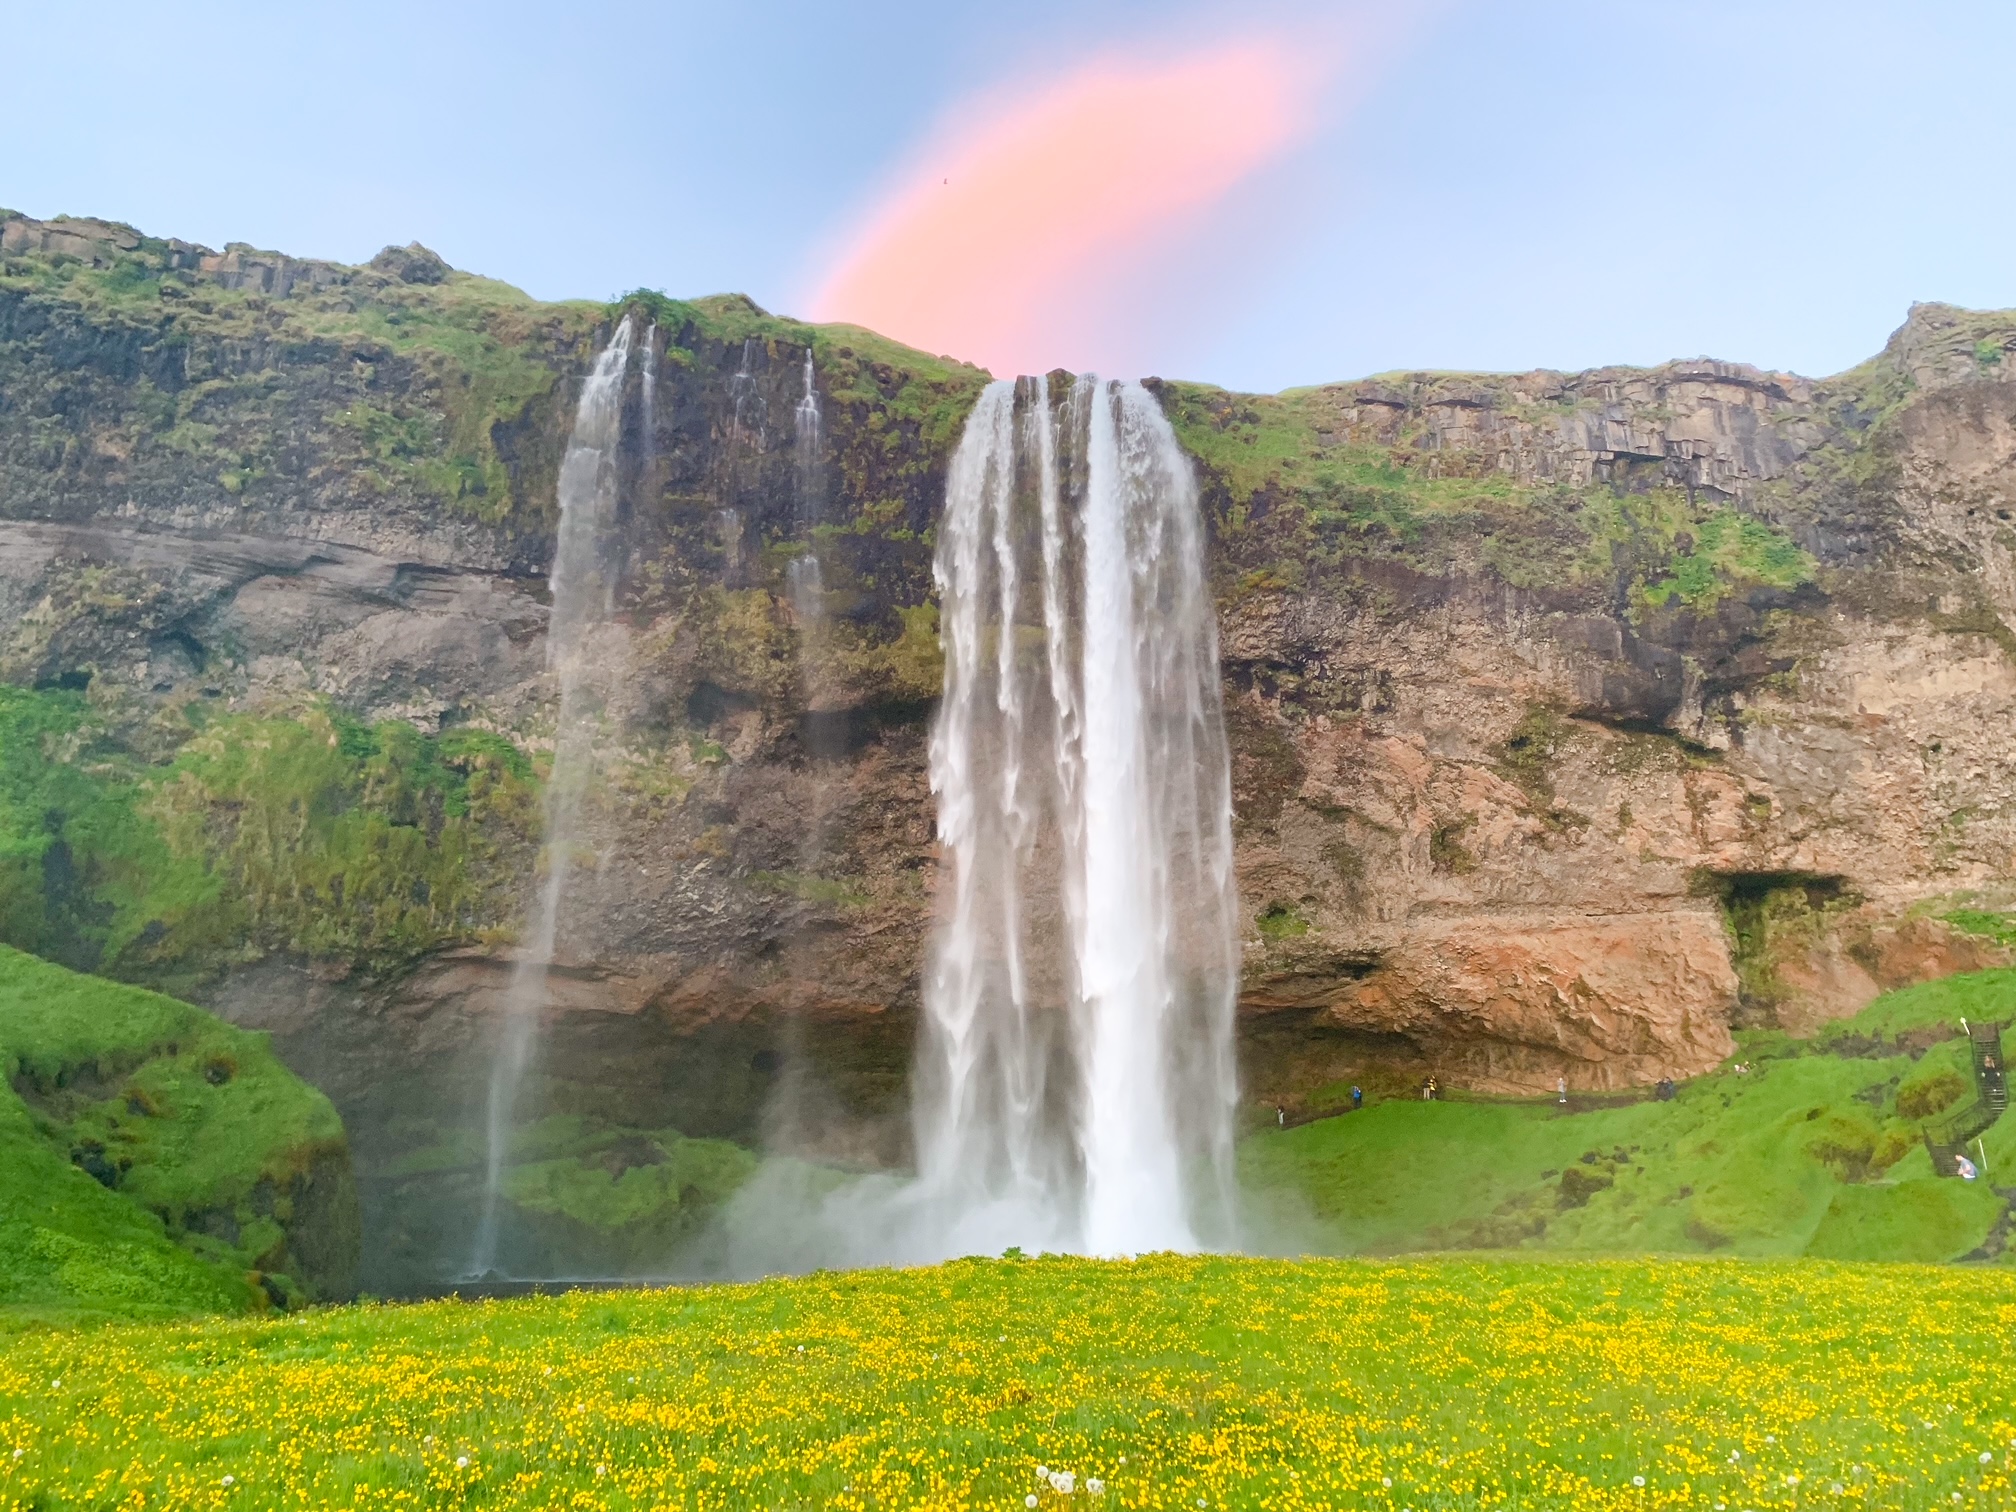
[720,374,1242,1269]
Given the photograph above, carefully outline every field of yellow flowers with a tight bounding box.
[2,1254,2012,1510]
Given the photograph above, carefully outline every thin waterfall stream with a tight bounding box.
[786,344,824,629]
[469,315,635,1279]
[767,343,836,1159]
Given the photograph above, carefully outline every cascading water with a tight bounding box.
[715,337,763,587]
[794,346,822,516]
[720,373,1240,1267]
[919,374,1241,1256]
[786,345,825,623]
[468,315,635,1278]
[762,345,836,1160]
[639,321,657,474]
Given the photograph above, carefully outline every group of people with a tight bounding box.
[1275,1085,1366,1127]
[1271,1070,1697,1123]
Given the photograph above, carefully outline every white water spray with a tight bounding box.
[723,375,1240,1267]
[640,321,657,473]
[924,374,1240,1256]
[469,315,635,1277]
[787,344,825,623]
[794,345,822,517]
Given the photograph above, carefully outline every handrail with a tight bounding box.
[1926,1021,2008,1178]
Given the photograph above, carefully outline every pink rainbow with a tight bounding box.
[810,40,1321,377]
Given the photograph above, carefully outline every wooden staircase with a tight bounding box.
[1927,1021,2009,1177]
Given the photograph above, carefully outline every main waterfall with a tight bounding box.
[914,374,1241,1256]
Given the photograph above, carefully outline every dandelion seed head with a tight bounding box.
[1026,1497,1038,1509]
[1632,1475,1645,1487]
[456,1455,470,1469]
[220,1475,234,1487]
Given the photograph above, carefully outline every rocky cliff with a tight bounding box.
[4,210,2014,1284]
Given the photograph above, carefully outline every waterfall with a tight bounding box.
[640,321,657,473]
[714,373,1237,1270]
[794,345,822,524]
[727,336,763,457]
[913,374,1241,1257]
[468,315,635,1278]
[787,345,824,626]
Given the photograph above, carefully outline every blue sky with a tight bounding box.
[5,0,2012,390]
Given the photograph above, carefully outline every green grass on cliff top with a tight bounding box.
[1,212,991,530]
[1245,969,2016,1264]
[2,1255,2012,1510]
[0,945,346,1323]
[1152,377,1818,610]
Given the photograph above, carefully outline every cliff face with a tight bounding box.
[5,211,2016,1283]
[1184,315,2016,1097]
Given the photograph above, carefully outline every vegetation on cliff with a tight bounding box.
[0,945,357,1321]
[0,687,537,991]
[1152,377,1819,616]
[0,220,600,529]
[371,1111,757,1282]
[3,1254,2010,1508]
[1245,969,2016,1262]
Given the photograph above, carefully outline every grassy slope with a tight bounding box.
[1,1255,2011,1510]
[0,945,352,1322]
[1244,970,2016,1262]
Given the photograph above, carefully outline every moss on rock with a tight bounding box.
[0,687,537,992]
[0,944,358,1318]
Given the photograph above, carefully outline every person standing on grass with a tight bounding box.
[1558,1074,1568,1106]
[1351,1085,1363,1112]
